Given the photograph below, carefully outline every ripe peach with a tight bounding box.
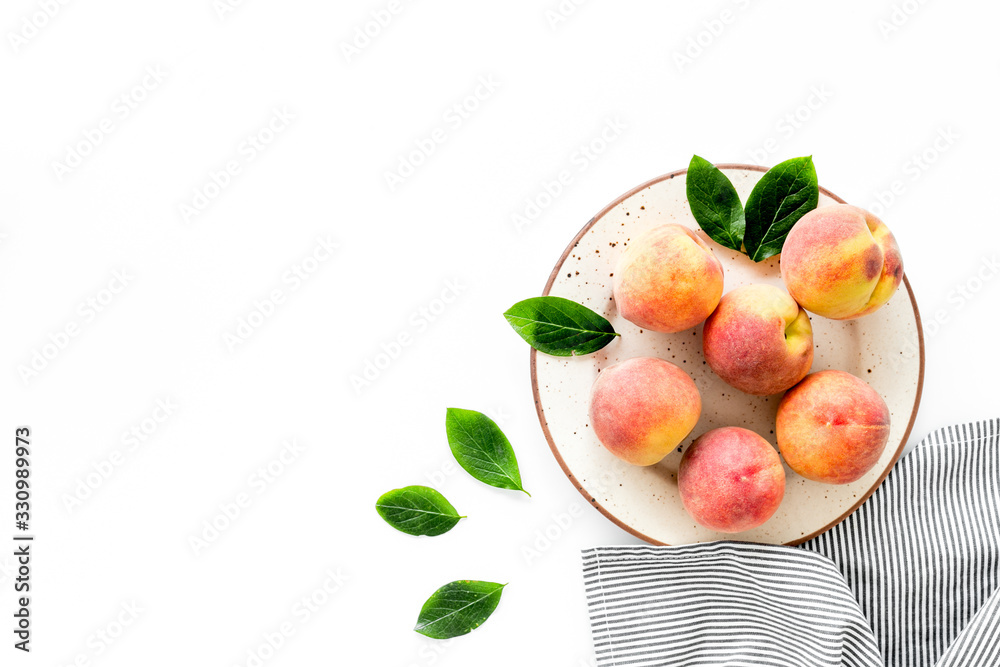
[678,427,785,533]
[702,284,813,396]
[780,204,904,320]
[589,357,701,466]
[776,370,891,485]
[614,224,724,333]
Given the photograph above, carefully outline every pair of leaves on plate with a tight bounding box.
[375,408,524,639]
[687,155,819,261]
[502,156,821,357]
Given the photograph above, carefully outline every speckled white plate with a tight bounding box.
[531,165,925,546]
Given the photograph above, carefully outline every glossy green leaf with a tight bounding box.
[375,486,465,537]
[743,156,819,262]
[686,155,745,251]
[445,408,528,495]
[503,296,618,357]
[414,580,506,639]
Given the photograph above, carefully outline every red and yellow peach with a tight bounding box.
[780,204,903,320]
[614,224,724,333]
[702,284,813,396]
[776,370,891,485]
[678,427,785,533]
[589,357,702,466]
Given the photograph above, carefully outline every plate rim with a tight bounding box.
[530,163,926,546]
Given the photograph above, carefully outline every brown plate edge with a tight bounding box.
[528,163,927,547]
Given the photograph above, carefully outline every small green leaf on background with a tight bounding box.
[375,486,465,537]
[445,408,529,495]
[503,296,618,357]
[414,580,506,639]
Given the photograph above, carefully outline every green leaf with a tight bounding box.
[503,296,619,357]
[445,408,529,495]
[686,155,745,251]
[743,156,819,262]
[414,580,506,639]
[375,486,465,537]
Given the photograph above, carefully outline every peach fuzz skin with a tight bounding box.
[776,370,891,485]
[589,357,701,467]
[614,224,724,333]
[702,284,813,396]
[780,204,903,320]
[678,427,785,533]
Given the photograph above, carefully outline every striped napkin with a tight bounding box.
[582,419,1000,667]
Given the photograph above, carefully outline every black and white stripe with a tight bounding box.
[803,418,1000,667]
[582,419,1000,666]
[582,542,883,666]
[934,588,1000,667]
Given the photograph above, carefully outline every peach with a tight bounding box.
[678,427,785,533]
[589,357,701,466]
[702,284,813,396]
[776,370,891,485]
[614,224,724,333]
[780,204,903,320]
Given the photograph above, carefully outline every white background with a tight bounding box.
[2,1,999,665]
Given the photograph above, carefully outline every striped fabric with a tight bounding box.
[583,542,883,666]
[804,418,1000,666]
[582,419,1000,666]
[935,590,1000,667]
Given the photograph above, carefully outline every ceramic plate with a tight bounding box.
[531,165,925,546]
